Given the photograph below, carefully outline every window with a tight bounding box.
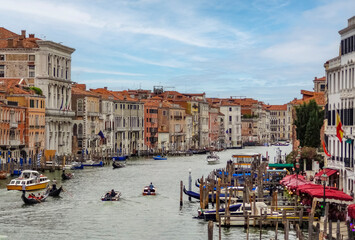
[29,55,35,61]
[0,65,4,77]
[30,99,34,108]
[77,100,83,112]
[229,107,232,111]
[0,55,4,61]
[229,116,232,122]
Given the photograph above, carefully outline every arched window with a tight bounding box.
[78,100,83,112]
[73,124,78,136]
[78,123,83,136]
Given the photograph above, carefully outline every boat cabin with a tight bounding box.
[231,153,261,169]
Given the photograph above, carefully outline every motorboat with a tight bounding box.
[101,191,121,201]
[198,204,242,221]
[206,152,220,164]
[143,185,156,195]
[22,191,49,204]
[7,170,50,191]
[231,153,262,169]
[153,155,167,160]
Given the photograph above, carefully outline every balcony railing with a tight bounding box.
[9,140,20,146]
[10,121,18,129]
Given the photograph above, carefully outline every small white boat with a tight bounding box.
[206,152,220,164]
[7,170,50,191]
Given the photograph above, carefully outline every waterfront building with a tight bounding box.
[169,103,186,151]
[208,105,220,148]
[71,84,102,156]
[157,101,170,152]
[0,82,26,160]
[90,88,145,156]
[142,100,159,152]
[267,104,291,143]
[4,79,45,159]
[0,28,75,156]
[324,16,355,194]
[219,100,242,148]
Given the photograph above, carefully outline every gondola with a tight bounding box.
[183,186,227,202]
[47,186,63,197]
[62,172,73,180]
[112,161,125,169]
[21,191,49,205]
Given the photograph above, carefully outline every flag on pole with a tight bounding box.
[98,131,105,139]
[37,151,42,166]
[59,98,64,110]
[322,140,331,157]
[336,112,344,142]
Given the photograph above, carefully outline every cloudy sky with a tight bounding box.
[1,0,354,104]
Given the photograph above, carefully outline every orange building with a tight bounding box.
[143,100,159,151]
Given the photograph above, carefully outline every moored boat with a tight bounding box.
[0,170,9,179]
[153,155,167,160]
[82,160,103,167]
[231,152,262,169]
[7,170,50,191]
[21,191,49,204]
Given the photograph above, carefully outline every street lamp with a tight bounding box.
[320,169,328,217]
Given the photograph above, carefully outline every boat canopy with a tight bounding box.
[268,163,294,169]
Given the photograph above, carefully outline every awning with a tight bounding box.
[303,188,353,202]
[315,168,338,178]
[280,174,305,185]
[348,204,355,219]
[269,163,294,168]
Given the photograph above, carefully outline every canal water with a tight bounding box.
[0,145,297,240]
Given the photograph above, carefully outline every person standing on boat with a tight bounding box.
[110,189,116,197]
[22,182,26,193]
[52,179,57,191]
[149,182,154,190]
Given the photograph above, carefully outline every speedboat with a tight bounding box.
[7,170,50,191]
[101,191,121,201]
[153,155,167,160]
[143,186,156,195]
[206,152,220,164]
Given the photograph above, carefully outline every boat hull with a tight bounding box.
[7,181,49,191]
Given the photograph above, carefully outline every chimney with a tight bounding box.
[104,87,107,90]
[29,34,35,38]
[21,30,26,38]
[7,38,13,48]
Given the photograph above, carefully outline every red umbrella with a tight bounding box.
[303,188,353,201]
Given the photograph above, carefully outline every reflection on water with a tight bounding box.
[0,146,297,239]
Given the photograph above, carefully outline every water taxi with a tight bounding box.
[231,153,261,169]
[206,152,220,164]
[7,170,50,191]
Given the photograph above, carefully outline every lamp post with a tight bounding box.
[320,169,328,217]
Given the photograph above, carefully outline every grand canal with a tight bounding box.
[0,146,295,240]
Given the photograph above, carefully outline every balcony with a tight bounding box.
[9,140,20,146]
[34,142,41,148]
[46,108,75,117]
[10,121,18,129]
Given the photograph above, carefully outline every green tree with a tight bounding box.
[294,100,324,148]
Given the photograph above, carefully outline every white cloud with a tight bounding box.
[72,67,145,76]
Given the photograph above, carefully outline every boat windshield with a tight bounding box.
[22,172,31,179]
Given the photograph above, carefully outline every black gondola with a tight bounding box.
[48,186,63,197]
[62,172,73,180]
[21,191,49,205]
[112,161,125,169]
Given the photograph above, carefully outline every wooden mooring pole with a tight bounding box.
[208,220,213,240]
[180,181,183,207]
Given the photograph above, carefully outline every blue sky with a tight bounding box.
[1,0,354,104]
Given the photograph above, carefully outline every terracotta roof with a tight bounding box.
[72,84,99,97]
[90,88,138,102]
[0,79,32,95]
[290,90,325,106]
[267,104,287,111]
[314,76,326,81]
[0,28,40,48]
